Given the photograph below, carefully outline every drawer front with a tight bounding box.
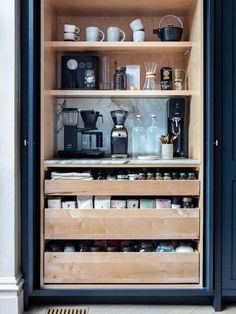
[45,208,200,240]
[44,252,199,284]
[45,180,200,196]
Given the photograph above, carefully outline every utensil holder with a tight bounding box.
[161,144,173,160]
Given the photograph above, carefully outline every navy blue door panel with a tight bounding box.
[222,0,236,292]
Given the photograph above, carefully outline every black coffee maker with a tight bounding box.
[57,108,104,158]
[110,110,128,158]
[167,98,188,157]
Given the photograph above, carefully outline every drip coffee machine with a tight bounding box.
[110,110,128,158]
[167,98,188,157]
[58,108,105,158]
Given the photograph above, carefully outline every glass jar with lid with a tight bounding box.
[163,172,172,180]
[147,172,155,180]
[155,172,163,180]
[172,172,179,180]
[188,172,196,180]
[113,66,127,90]
[138,172,146,180]
[179,172,188,180]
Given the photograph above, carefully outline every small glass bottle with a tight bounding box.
[179,172,188,180]
[172,172,179,180]
[155,172,163,180]
[147,172,155,180]
[188,172,196,180]
[113,66,127,90]
[138,172,146,180]
[163,172,172,180]
[182,197,193,208]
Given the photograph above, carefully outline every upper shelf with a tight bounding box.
[45,90,193,98]
[47,0,197,17]
[45,41,192,55]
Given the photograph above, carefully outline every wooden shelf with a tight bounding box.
[45,208,200,240]
[43,158,201,169]
[45,180,200,196]
[44,252,199,284]
[45,41,192,55]
[47,0,196,17]
[45,90,193,98]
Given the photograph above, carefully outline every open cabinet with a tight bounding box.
[40,0,204,289]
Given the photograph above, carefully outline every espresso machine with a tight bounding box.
[167,98,188,157]
[57,108,105,158]
[110,110,128,158]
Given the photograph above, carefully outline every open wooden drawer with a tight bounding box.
[44,208,200,240]
[44,252,200,284]
[44,180,200,196]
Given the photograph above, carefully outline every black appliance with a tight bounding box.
[167,98,188,157]
[57,108,105,158]
[110,110,128,158]
[61,55,99,89]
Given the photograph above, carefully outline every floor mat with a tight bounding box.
[46,308,89,314]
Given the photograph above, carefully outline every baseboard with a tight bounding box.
[0,275,24,314]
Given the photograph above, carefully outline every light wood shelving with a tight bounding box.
[41,0,204,289]
[45,208,200,240]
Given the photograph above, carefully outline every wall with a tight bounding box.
[0,0,23,313]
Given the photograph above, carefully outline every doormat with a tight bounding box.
[46,308,89,314]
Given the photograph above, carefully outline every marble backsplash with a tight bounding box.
[56,97,168,156]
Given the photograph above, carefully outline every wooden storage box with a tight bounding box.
[44,252,200,284]
[44,180,200,196]
[45,208,200,240]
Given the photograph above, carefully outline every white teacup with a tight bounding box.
[130,18,144,31]
[133,30,145,42]
[64,32,80,41]
[86,26,105,42]
[64,24,80,34]
[107,27,126,42]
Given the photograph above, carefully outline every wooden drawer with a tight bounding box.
[44,180,200,196]
[44,252,199,284]
[45,208,200,240]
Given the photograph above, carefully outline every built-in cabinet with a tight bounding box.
[41,0,204,289]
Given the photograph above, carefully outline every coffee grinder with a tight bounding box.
[58,108,105,158]
[167,98,188,157]
[110,110,128,158]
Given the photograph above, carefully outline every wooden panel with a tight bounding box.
[45,180,200,196]
[48,0,197,17]
[46,41,192,54]
[45,90,193,98]
[44,252,199,284]
[45,208,200,239]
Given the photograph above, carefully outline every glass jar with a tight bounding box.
[113,66,127,90]
[147,172,155,180]
[128,173,139,180]
[188,172,196,180]
[183,197,193,208]
[179,172,188,180]
[172,172,179,180]
[155,172,163,180]
[138,172,146,180]
[139,241,154,252]
[163,172,172,180]
[117,174,128,180]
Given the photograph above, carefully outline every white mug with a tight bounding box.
[64,24,80,34]
[130,18,144,31]
[64,32,80,41]
[107,27,126,42]
[161,144,173,160]
[133,30,145,42]
[86,26,105,42]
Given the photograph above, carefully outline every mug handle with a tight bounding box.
[75,34,80,41]
[119,29,126,42]
[98,30,105,41]
[75,27,80,34]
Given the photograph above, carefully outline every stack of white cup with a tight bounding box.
[130,19,145,42]
[64,24,80,41]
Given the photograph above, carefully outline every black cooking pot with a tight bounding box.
[153,15,183,41]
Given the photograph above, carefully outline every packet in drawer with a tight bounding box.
[47,197,61,208]
[111,199,126,209]
[155,199,171,209]
[77,196,93,209]
[140,199,155,209]
[94,196,111,209]
[62,201,76,209]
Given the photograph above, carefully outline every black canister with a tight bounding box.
[160,67,173,90]
[113,66,127,90]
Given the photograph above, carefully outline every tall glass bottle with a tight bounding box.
[146,114,161,156]
[132,115,146,157]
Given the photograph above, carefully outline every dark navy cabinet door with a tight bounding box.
[222,0,236,292]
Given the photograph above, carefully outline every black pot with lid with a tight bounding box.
[153,15,183,41]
